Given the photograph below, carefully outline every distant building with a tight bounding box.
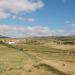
[7,42,16,45]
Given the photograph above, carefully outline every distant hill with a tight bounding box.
[25,36,75,40]
[23,36,75,43]
[0,35,10,38]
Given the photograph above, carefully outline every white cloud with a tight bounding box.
[71,23,75,34]
[65,21,71,24]
[0,0,44,19]
[0,25,51,37]
[26,18,35,22]
[12,15,35,22]
[0,24,66,37]
[72,30,75,33]
[0,12,10,19]
[72,23,75,27]
[51,29,64,36]
[57,29,64,33]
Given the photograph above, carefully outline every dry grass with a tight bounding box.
[0,38,75,75]
[44,42,75,50]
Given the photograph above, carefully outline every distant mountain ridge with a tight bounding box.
[0,35,10,38]
[23,36,75,42]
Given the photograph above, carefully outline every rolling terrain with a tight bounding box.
[0,36,75,75]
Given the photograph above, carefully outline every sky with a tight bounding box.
[0,0,75,37]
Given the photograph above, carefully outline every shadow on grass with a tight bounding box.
[33,63,70,75]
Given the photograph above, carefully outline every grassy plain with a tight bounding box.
[0,37,75,75]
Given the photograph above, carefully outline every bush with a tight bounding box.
[0,40,4,44]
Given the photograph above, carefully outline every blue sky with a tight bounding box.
[0,0,75,37]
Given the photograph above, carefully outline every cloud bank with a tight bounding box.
[0,25,64,37]
[0,0,44,19]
